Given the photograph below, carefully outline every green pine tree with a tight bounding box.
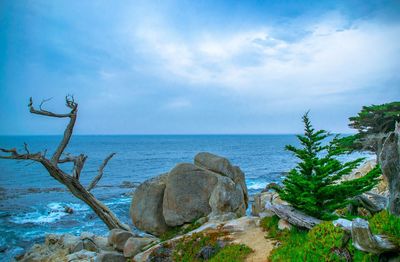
[277,112,381,220]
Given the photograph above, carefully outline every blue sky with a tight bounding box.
[1,0,399,135]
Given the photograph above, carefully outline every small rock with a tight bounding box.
[80,232,95,240]
[64,206,74,214]
[123,237,155,258]
[60,234,80,252]
[278,219,292,230]
[45,234,61,245]
[147,246,172,262]
[108,229,135,251]
[72,241,84,253]
[67,250,96,262]
[95,251,126,262]
[0,245,7,253]
[197,246,216,260]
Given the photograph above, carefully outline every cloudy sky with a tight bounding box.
[1,0,399,135]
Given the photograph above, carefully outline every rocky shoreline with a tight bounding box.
[10,152,395,261]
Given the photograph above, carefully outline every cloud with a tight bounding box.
[133,12,400,104]
[164,98,192,110]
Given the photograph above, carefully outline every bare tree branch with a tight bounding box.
[0,147,42,161]
[87,153,116,191]
[72,154,87,180]
[1,97,129,231]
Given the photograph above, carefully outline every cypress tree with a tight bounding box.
[277,112,381,220]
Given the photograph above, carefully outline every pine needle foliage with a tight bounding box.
[277,112,381,220]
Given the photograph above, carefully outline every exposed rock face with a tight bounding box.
[163,163,218,226]
[123,237,155,258]
[380,125,400,216]
[107,229,136,251]
[129,174,169,236]
[130,152,249,235]
[251,190,286,217]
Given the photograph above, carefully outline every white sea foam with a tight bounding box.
[10,202,88,224]
[247,181,267,190]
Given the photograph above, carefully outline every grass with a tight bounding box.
[209,244,252,262]
[369,210,400,246]
[172,229,252,262]
[261,215,382,261]
[159,219,204,241]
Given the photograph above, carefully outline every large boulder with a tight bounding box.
[130,174,169,236]
[130,152,248,235]
[163,163,218,226]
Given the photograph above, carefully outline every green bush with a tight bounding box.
[172,230,252,262]
[268,221,380,261]
[369,210,400,246]
[209,244,252,262]
[304,222,347,261]
[277,113,381,220]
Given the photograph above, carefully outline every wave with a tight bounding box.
[10,202,89,225]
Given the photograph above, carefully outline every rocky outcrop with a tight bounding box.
[251,186,287,217]
[380,124,400,216]
[129,174,169,236]
[130,152,248,235]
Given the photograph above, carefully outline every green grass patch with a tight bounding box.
[159,219,204,241]
[369,210,400,246]
[209,244,252,262]
[172,230,252,262]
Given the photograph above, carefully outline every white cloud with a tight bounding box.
[132,13,400,104]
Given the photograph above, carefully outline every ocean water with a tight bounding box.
[0,135,369,260]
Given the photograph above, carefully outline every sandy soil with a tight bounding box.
[230,225,275,262]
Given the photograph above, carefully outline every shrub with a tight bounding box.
[276,112,381,220]
[369,210,400,246]
[172,230,252,262]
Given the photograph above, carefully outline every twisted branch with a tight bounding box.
[87,153,116,191]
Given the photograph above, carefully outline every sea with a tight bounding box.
[0,135,370,260]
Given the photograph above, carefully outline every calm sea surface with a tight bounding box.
[0,135,369,260]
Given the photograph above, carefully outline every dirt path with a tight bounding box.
[230,224,275,262]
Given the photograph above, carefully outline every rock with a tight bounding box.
[123,237,155,258]
[93,236,112,251]
[60,234,80,252]
[251,191,286,216]
[197,245,217,260]
[72,238,98,253]
[131,152,248,235]
[333,218,352,232]
[130,174,170,235]
[108,229,135,251]
[67,250,96,261]
[163,163,218,226]
[195,152,248,203]
[208,212,237,222]
[45,234,61,245]
[95,251,126,262]
[80,232,95,240]
[277,219,292,230]
[222,216,260,233]
[146,246,173,262]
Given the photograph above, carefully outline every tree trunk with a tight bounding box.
[379,125,400,216]
[41,159,129,230]
[351,218,399,254]
[265,203,322,229]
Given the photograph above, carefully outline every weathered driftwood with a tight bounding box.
[265,203,322,229]
[351,218,398,254]
[0,96,129,231]
[350,192,389,215]
[379,122,400,216]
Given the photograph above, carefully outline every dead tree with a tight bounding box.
[0,96,129,231]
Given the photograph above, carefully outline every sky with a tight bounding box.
[1,0,399,135]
